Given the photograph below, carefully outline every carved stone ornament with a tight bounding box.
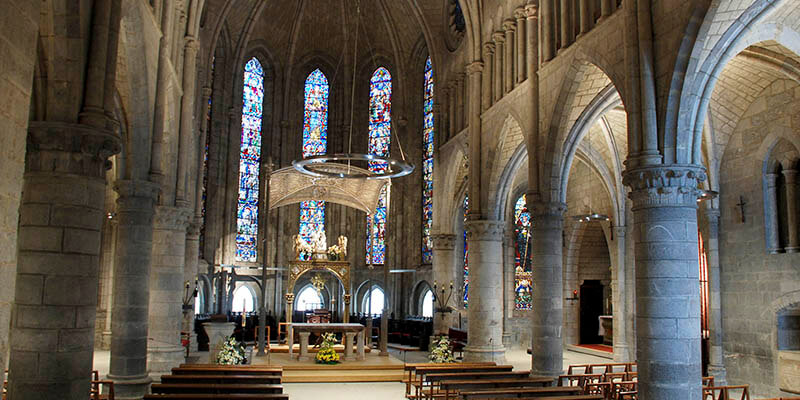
[113,179,161,200]
[622,164,707,209]
[26,122,122,178]
[527,201,567,218]
[465,220,505,241]
[154,206,192,230]
[431,234,457,250]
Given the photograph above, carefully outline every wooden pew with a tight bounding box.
[610,381,637,400]
[513,397,604,400]
[703,385,750,400]
[150,383,283,395]
[403,363,495,398]
[458,386,584,399]
[439,377,554,400]
[144,395,289,400]
[161,375,282,385]
[423,371,539,398]
[557,374,603,388]
[410,365,514,399]
[172,365,283,377]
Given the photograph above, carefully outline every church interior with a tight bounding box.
[1,0,800,399]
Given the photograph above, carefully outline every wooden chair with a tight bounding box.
[557,374,603,389]
[611,381,637,400]
[457,386,582,399]
[703,376,715,387]
[584,382,612,400]
[90,379,115,400]
[703,385,750,400]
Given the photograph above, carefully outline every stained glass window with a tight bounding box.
[235,57,263,262]
[299,69,329,259]
[463,194,469,307]
[366,68,392,265]
[422,57,435,264]
[514,194,533,310]
[200,57,215,256]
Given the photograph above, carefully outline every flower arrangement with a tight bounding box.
[327,245,344,261]
[428,336,455,363]
[315,332,341,364]
[216,336,246,365]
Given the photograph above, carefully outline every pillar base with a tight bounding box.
[148,345,185,380]
[464,345,506,364]
[106,373,152,400]
[613,343,630,362]
[101,330,113,350]
[785,247,800,253]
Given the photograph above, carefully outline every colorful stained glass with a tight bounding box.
[366,68,392,265]
[235,58,263,262]
[299,69,329,259]
[514,194,533,310]
[200,57,215,256]
[422,58,435,264]
[463,194,469,307]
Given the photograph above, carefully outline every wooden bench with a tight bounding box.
[439,377,554,400]
[403,363,495,398]
[150,383,283,395]
[513,397,604,400]
[459,386,584,399]
[410,365,515,399]
[557,374,603,388]
[172,366,283,377]
[567,363,635,375]
[144,395,289,400]
[703,385,750,400]
[161,375,282,385]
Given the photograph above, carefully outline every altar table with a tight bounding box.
[291,323,366,361]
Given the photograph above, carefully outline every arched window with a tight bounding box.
[422,57,435,264]
[421,289,434,318]
[299,69,329,259]
[235,57,264,262]
[514,194,533,310]
[362,286,386,316]
[463,194,469,307]
[366,67,392,265]
[232,285,255,313]
[296,286,324,312]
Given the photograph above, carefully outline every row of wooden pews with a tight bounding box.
[559,362,638,400]
[144,364,288,400]
[403,362,603,400]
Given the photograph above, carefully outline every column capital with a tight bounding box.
[466,61,484,75]
[431,234,457,250]
[202,86,213,98]
[184,36,199,49]
[154,205,192,230]
[613,225,626,238]
[186,218,202,238]
[492,31,506,43]
[26,122,122,178]
[502,19,517,33]
[483,42,496,55]
[526,200,567,218]
[782,168,798,183]
[525,3,539,19]
[465,220,504,242]
[514,7,527,20]
[113,179,161,200]
[622,164,707,209]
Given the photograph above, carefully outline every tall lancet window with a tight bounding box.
[366,67,392,265]
[299,69,329,260]
[235,57,264,262]
[463,194,469,307]
[514,195,533,310]
[422,57,435,264]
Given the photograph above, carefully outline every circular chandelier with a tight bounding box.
[291,0,415,180]
[572,212,611,223]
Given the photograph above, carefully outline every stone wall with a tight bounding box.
[718,78,800,397]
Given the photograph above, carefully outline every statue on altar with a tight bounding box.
[311,230,328,253]
[292,235,313,259]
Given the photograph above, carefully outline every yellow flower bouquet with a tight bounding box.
[315,332,341,364]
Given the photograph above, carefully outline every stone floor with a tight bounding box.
[92,347,609,399]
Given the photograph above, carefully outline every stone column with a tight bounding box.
[514,8,527,84]
[7,122,120,400]
[482,43,495,111]
[579,0,592,36]
[463,220,506,363]
[541,0,555,61]
[766,173,781,253]
[183,221,201,351]
[502,20,516,94]
[623,165,705,400]
[492,32,505,103]
[432,234,457,335]
[705,209,728,384]
[502,233,515,346]
[107,180,160,399]
[525,4,539,79]
[600,0,614,21]
[285,293,295,353]
[610,225,630,361]
[783,169,799,252]
[175,38,199,202]
[559,0,572,52]
[448,83,457,137]
[148,206,190,379]
[528,201,566,377]
[343,294,350,324]
[456,74,466,133]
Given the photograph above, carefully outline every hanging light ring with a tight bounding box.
[293,153,415,180]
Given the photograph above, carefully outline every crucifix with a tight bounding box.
[737,196,747,223]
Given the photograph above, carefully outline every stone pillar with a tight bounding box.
[463,221,506,363]
[456,74,466,133]
[448,83,457,137]
[766,173,781,253]
[492,32,505,103]
[432,234,457,335]
[502,20,516,94]
[783,169,799,252]
[528,201,566,377]
[541,0,555,61]
[705,209,728,384]
[600,0,614,21]
[148,206,190,379]
[525,4,539,79]
[107,180,160,399]
[559,0,572,52]
[610,225,630,361]
[502,233,515,346]
[482,43,495,111]
[7,122,120,400]
[343,294,350,323]
[579,0,592,36]
[623,165,705,400]
[175,38,199,202]
[285,293,295,353]
[183,221,201,349]
[514,8,527,84]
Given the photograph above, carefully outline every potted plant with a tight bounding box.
[428,336,455,363]
[315,333,341,364]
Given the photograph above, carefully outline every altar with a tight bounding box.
[292,323,366,361]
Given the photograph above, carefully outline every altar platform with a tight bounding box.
[261,343,372,354]
[251,350,404,383]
